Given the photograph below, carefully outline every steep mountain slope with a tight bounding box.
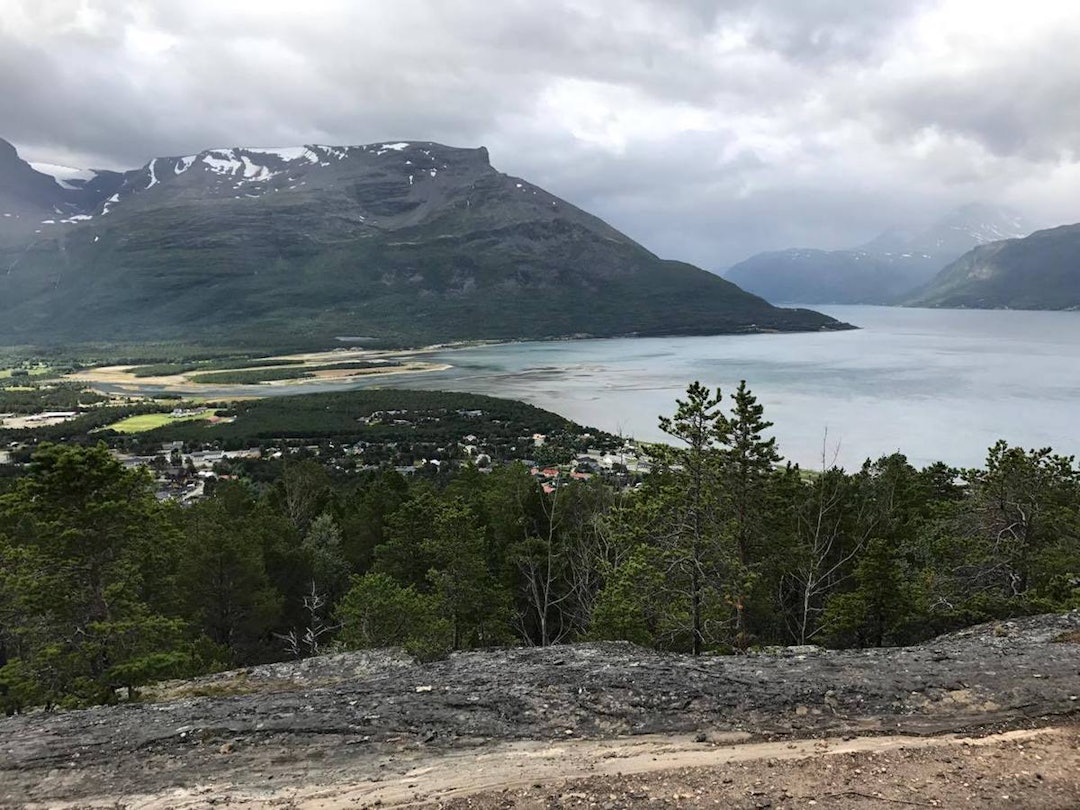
[0,139,845,348]
[725,204,1031,305]
[907,223,1080,309]
[0,139,126,242]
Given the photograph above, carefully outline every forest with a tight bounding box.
[1,381,1078,712]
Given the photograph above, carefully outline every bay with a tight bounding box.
[96,306,1080,470]
[395,306,1080,470]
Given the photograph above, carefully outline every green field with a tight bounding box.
[187,361,401,385]
[0,364,55,380]
[128,357,308,377]
[106,412,211,434]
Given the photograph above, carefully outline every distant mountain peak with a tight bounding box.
[726,202,1035,306]
[855,203,1031,258]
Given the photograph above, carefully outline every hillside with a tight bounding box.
[0,139,846,348]
[907,223,1080,309]
[725,204,1031,305]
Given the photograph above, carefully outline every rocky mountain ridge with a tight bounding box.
[0,138,846,348]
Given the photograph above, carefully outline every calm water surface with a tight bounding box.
[115,306,1080,470]
[400,306,1080,469]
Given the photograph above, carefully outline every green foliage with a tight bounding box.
[1,383,1078,710]
[304,512,351,606]
[336,573,451,661]
[0,443,192,706]
[129,357,307,377]
[591,545,685,648]
[822,537,917,648]
[595,380,786,654]
[177,487,283,663]
[423,497,513,649]
[0,381,107,414]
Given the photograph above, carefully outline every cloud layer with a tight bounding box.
[3,0,1077,266]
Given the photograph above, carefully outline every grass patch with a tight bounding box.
[0,364,55,380]
[128,363,202,377]
[1053,628,1080,644]
[128,357,307,377]
[106,412,211,434]
[189,367,314,384]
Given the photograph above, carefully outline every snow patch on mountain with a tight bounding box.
[30,162,99,190]
[951,221,1029,243]
[202,149,245,176]
[239,155,272,181]
[315,145,351,160]
[145,159,160,190]
[245,146,319,164]
[194,145,354,183]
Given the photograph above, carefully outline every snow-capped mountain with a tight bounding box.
[858,203,1030,259]
[0,136,845,347]
[12,141,499,225]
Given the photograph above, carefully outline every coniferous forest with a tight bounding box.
[1,382,1078,712]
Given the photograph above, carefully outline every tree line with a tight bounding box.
[1,381,1078,711]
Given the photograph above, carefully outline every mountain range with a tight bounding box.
[908,223,1080,310]
[724,204,1032,305]
[0,138,845,349]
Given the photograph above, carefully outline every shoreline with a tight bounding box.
[66,345,466,399]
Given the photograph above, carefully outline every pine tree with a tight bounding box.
[654,382,731,655]
[718,381,781,645]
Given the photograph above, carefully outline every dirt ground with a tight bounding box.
[7,727,1078,809]
[2,613,1078,809]
[435,727,1080,810]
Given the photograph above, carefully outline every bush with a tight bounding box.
[336,573,452,661]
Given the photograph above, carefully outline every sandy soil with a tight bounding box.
[68,347,451,393]
[12,726,1079,809]
[0,414,80,429]
[441,726,1080,810]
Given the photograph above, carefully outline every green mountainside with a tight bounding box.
[0,139,846,348]
[907,223,1080,309]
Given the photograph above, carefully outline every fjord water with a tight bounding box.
[401,306,1080,470]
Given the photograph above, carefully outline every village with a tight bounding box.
[1,385,652,502]
[107,430,654,503]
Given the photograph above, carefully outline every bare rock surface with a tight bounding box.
[1,612,1078,808]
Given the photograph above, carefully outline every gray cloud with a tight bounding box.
[2,0,1077,267]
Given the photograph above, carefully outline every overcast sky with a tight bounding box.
[3,0,1078,267]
